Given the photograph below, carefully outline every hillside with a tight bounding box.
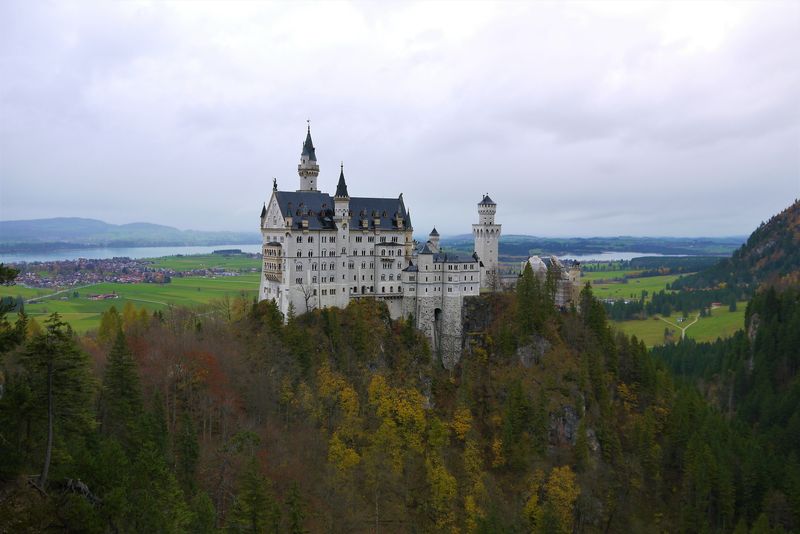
[0,217,260,251]
[673,200,800,291]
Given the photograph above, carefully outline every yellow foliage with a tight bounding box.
[368,374,426,455]
[328,432,361,475]
[452,407,472,441]
[463,439,483,484]
[523,470,545,532]
[543,466,580,534]
[491,437,505,468]
[425,456,458,532]
[26,316,42,339]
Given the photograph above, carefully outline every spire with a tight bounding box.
[260,203,266,218]
[430,227,439,237]
[301,122,316,161]
[335,162,349,198]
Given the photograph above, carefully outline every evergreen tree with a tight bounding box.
[19,313,95,487]
[100,330,142,446]
[227,458,281,533]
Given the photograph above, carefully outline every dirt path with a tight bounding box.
[658,313,700,340]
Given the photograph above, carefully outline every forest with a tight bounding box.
[0,260,798,533]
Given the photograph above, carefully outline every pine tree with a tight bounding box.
[227,458,281,533]
[100,330,142,446]
[19,313,95,487]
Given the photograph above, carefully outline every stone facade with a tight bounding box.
[522,255,582,308]
[259,127,501,368]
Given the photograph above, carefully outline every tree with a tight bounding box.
[285,482,306,534]
[97,306,122,345]
[541,466,580,534]
[100,330,142,446]
[19,313,95,488]
[227,458,281,533]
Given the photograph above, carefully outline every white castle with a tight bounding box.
[259,126,501,366]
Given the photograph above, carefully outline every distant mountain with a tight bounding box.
[439,234,745,258]
[672,200,800,291]
[0,217,260,252]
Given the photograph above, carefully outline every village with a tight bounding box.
[9,257,246,290]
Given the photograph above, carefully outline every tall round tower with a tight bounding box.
[472,194,501,290]
[297,124,320,191]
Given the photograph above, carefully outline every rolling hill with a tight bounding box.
[0,217,260,252]
[672,199,800,291]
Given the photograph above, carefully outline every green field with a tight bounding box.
[613,303,747,347]
[1,274,260,333]
[145,253,261,272]
[588,273,680,301]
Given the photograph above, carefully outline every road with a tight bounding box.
[26,283,99,304]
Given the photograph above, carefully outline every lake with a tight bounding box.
[0,244,263,264]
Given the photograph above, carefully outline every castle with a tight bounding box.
[259,126,501,367]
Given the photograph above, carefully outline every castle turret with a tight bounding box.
[428,227,440,253]
[473,194,501,290]
[298,124,320,191]
[334,163,350,220]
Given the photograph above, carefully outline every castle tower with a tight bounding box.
[334,163,350,219]
[428,227,440,253]
[473,194,501,289]
[297,124,320,191]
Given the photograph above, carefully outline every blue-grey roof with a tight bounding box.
[274,191,336,230]
[302,128,316,161]
[430,251,479,264]
[429,227,439,236]
[335,166,349,198]
[272,191,411,232]
[479,194,495,205]
[348,196,410,231]
[420,243,434,254]
[260,203,266,218]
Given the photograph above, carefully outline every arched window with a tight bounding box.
[296,236,302,243]
[296,251,302,257]
[308,251,313,257]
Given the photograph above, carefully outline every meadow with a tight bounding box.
[145,253,261,272]
[613,303,747,347]
[587,272,681,300]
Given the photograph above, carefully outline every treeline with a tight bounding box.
[0,264,797,531]
[603,287,746,321]
[582,255,722,274]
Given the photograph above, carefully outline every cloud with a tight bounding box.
[0,0,797,237]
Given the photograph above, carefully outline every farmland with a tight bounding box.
[587,272,681,301]
[1,255,261,333]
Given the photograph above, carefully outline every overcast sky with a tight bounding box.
[1,1,798,237]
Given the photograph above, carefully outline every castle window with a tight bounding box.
[389,274,394,281]
[330,262,335,270]
[380,236,386,243]
[308,236,313,243]
[321,250,327,257]
[296,264,303,271]
[355,236,362,243]
[448,287,452,292]
[296,236,302,243]
[312,263,317,271]
[390,286,393,292]
[322,289,327,295]
[312,276,317,283]
[381,249,385,256]
[296,278,302,284]
[369,263,374,268]
[382,287,385,293]
[368,237,375,243]
[308,251,313,257]
[331,236,336,243]
[392,236,398,242]
[381,275,386,281]
[321,263,327,270]
[321,236,327,243]
[342,247,346,254]
[331,289,336,294]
